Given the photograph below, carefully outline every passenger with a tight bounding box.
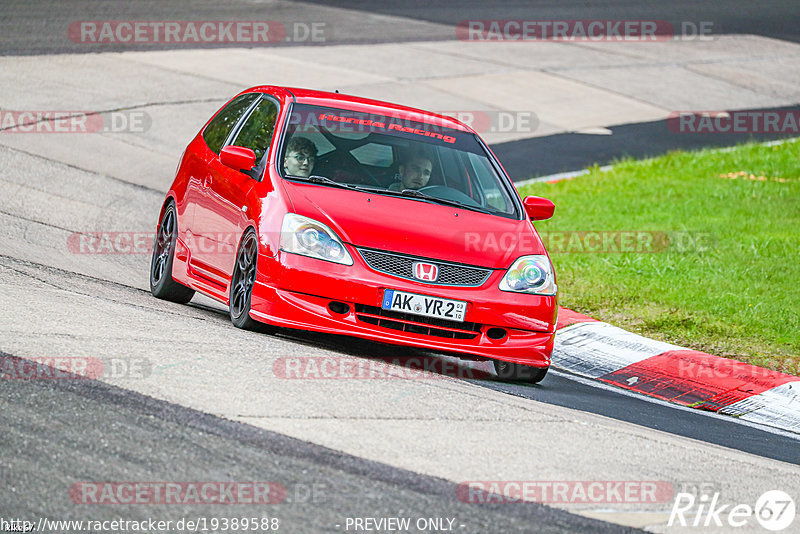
[283,136,317,178]
[388,152,433,191]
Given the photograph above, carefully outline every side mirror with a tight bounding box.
[523,196,555,221]
[220,145,256,174]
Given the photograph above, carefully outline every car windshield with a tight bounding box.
[279,104,520,218]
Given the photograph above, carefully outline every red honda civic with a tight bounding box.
[150,86,557,382]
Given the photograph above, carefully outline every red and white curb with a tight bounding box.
[553,308,800,434]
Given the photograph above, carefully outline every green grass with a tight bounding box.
[518,139,800,374]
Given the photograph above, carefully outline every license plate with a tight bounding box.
[381,289,467,322]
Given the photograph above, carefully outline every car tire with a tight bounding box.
[229,228,264,331]
[493,360,548,383]
[150,202,195,304]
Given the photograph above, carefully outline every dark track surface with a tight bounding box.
[0,354,635,534]
[4,3,799,530]
[3,0,800,56]
[152,299,800,466]
[472,372,800,466]
[4,1,798,178]
[3,252,797,472]
[174,309,800,467]
[493,105,800,180]
[0,0,449,56]
[302,0,800,43]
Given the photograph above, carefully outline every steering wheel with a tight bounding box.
[358,165,382,186]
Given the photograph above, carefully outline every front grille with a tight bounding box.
[355,304,481,340]
[358,248,492,286]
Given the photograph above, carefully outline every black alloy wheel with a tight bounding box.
[150,202,195,304]
[230,229,262,330]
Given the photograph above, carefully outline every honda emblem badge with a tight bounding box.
[413,262,438,282]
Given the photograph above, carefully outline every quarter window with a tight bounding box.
[468,152,511,212]
[230,98,279,163]
[202,93,258,154]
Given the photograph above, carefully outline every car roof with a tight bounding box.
[244,85,473,133]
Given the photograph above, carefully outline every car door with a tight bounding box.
[198,95,280,280]
[189,93,259,283]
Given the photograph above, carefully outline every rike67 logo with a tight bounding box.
[669,490,795,531]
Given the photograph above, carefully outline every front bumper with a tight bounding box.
[249,250,556,367]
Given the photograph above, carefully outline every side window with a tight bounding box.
[231,98,279,163]
[468,152,511,212]
[202,93,258,154]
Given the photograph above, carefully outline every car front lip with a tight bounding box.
[249,247,556,367]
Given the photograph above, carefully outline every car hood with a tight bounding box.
[281,181,546,269]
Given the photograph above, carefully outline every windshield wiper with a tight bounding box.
[382,188,495,215]
[289,177,501,215]
[286,174,358,190]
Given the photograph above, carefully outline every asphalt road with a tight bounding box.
[1,249,798,532]
[304,0,800,42]
[3,2,800,532]
[474,372,800,466]
[0,0,454,55]
[2,355,631,534]
[4,0,798,179]
[494,105,800,180]
[4,0,799,56]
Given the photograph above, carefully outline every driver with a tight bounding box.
[389,152,432,191]
[283,136,317,178]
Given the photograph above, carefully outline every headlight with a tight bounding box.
[280,213,353,265]
[499,255,556,295]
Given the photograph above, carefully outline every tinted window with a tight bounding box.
[350,143,393,167]
[231,98,279,163]
[469,152,512,213]
[202,93,258,154]
[282,104,519,218]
